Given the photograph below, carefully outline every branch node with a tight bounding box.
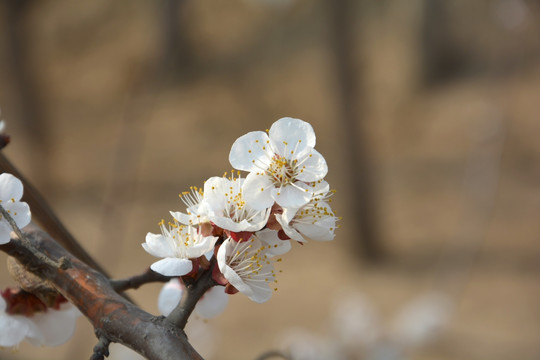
[58,256,72,270]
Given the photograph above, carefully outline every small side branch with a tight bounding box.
[255,350,292,360]
[111,267,171,292]
[0,204,61,270]
[90,331,111,360]
[166,261,216,329]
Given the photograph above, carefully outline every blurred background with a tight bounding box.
[1,0,540,359]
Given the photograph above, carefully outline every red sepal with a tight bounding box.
[224,283,239,295]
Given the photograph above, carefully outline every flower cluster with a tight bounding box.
[143,117,339,307]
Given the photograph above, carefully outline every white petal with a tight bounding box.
[211,217,260,232]
[29,304,80,346]
[229,131,273,172]
[245,282,273,303]
[142,233,175,258]
[242,172,275,210]
[216,239,229,271]
[185,235,219,258]
[195,286,229,318]
[280,205,299,225]
[295,221,335,242]
[203,177,228,211]
[310,179,330,193]
[0,313,32,347]
[0,173,23,201]
[272,184,310,209]
[269,118,315,158]
[170,211,202,226]
[211,217,247,232]
[217,240,253,295]
[3,201,31,229]
[0,220,12,244]
[295,149,328,182]
[275,214,306,243]
[150,258,193,276]
[158,278,184,316]
[256,229,292,256]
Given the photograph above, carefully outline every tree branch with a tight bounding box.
[166,261,216,329]
[90,330,111,360]
[0,225,204,360]
[111,267,171,292]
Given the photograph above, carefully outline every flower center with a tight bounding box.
[227,239,277,286]
[266,155,297,186]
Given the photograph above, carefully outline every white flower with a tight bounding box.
[390,292,452,346]
[170,185,210,226]
[217,237,279,303]
[0,294,79,347]
[203,175,270,233]
[275,180,337,242]
[0,173,31,244]
[229,117,328,210]
[142,220,218,276]
[158,278,228,319]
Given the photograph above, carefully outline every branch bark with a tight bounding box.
[0,225,204,360]
[110,267,171,292]
[166,262,216,329]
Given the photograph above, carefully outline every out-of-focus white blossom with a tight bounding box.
[278,328,347,360]
[157,278,228,319]
[0,291,80,348]
[331,293,380,348]
[390,292,452,346]
[0,173,31,244]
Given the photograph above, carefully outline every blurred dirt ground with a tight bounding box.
[1,1,540,359]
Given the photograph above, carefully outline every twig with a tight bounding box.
[166,260,216,329]
[111,267,171,292]
[90,330,111,360]
[0,203,61,269]
[255,350,292,360]
[327,0,383,261]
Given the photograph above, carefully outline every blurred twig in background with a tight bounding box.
[435,111,506,298]
[0,153,110,278]
[327,0,383,261]
[3,0,51,184]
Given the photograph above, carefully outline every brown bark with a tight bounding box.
[0,225,203,360]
